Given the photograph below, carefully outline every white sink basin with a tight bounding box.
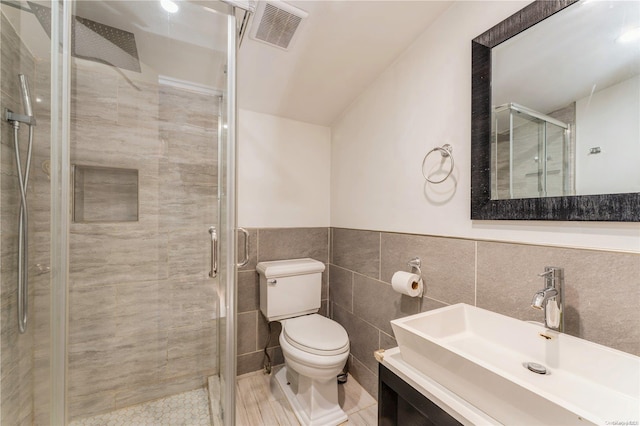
[391,303,640,425]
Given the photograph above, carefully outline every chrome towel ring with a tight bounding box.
[421,144,454,184]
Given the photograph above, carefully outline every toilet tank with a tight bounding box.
[257,258,325,322]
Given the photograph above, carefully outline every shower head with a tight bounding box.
[6,74,36,126]
[26,1,141,73]
[18,74,34,118]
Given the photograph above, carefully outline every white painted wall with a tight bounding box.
[575,75,640,195]
[331,1,640,252]
[238,109,331,228]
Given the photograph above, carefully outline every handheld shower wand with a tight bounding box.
[6,74,36,334]
[6,74,36,126]
[19,74,34,118]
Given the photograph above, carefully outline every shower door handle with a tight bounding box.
[209,226,217,278]
[237,227,250,267]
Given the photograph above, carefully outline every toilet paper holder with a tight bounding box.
[408,257,422,276]
[391,257,424,298]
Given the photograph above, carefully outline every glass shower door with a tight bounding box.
[52,1,236,424]
[492,103,571,200]
[0,1,237,423]
[0,1,53,424]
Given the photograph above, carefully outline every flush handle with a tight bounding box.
[267,279,277,285]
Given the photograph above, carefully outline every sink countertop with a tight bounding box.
[389,303,640,425]
[378,346,502,426]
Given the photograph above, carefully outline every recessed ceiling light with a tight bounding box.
[160,0,179,14]
[618,26,640,44]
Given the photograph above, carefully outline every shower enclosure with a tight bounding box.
[0,1,241,424]
[491,102,573,200]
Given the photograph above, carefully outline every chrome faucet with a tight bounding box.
[531,266,564,332]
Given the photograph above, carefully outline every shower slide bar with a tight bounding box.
[6,74,37,334]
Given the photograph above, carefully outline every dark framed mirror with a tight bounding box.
[471,0,640,221]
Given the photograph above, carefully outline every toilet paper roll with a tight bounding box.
[391,271,423,297]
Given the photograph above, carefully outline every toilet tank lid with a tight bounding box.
[256,258,325,278]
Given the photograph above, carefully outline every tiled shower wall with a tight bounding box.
[236,227,330,375]
[67,66,219,420]
[0,12,42,425]
[1,17,221,421]
[329,227,640,399]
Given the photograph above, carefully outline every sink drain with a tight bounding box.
[524,362,548,375]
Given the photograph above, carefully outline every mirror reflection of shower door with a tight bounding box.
[544,122,569,198]
[491,104,571,200]
[511,111,544,198]
[56,1,236,424]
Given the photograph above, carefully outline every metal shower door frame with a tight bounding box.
[49,2,240,425]
[221,11,238,426]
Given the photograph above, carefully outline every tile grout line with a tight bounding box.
[474,241,478,306]
[255,228,260,265]
[255,311,260,353]
[378,232,382,281]
[255,230,260,353]
[349,269,354,313]
[327,227,331,304]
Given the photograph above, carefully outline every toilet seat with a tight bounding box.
[282,314,349,356]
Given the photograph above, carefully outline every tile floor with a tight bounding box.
[69,368,377,426]
[68,388,211,426]
[236,367,378,426]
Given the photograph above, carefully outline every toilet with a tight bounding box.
[257,258,350,426]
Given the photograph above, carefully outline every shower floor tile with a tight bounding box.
[69,388,211,426]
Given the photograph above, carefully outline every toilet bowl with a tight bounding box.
[256,258,351,426]
[275,314,349,426]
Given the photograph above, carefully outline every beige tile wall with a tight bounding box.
[0,11,42,426]
[329,227,640,399]
[236,227,330,376]
[66,66,220,420]
[235,226,638,400]
[30,56,52,426]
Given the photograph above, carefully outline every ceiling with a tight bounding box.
[5,0,452,126]
[7,1,637,127]
[493,0,640,116]
[237,1,452,126]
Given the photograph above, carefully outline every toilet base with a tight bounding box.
[274,366,348,426]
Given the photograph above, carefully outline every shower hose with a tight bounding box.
[12,121,33,334]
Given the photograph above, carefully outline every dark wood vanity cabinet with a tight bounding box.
[378,364,462,426]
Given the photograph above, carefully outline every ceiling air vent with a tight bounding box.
[250,1,308,50]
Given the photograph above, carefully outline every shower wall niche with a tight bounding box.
[73,165,139,223]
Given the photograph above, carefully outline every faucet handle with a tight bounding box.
[538,266,563,278]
